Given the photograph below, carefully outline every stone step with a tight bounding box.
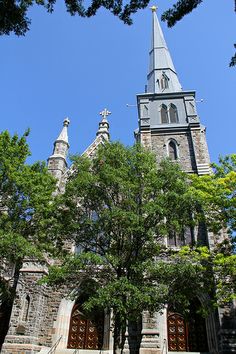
[39,349,111,354]
[56,351,111,354]
[168,352,209,354]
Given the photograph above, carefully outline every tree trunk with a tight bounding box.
[113,313,126,354]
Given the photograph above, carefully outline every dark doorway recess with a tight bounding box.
[167,300,208,352]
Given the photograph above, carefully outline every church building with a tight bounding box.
[1,8,235,354]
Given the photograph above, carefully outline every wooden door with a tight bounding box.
[167,313,188,351]
[67,304,104,349]
[167,305,208,352]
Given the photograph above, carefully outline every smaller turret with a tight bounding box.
[82,109,111,158]
[47,118,70,181]
[96,108,110,141]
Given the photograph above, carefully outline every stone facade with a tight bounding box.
[1,8,235,354]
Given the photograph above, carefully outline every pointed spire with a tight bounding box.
[47,118,70,180]
[97,108,110,140]
[147,6,182,93]
[56,117,70,144]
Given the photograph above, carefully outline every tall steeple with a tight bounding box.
[136,8,211,176]
[147,6,182,93]
[47,118,70,181]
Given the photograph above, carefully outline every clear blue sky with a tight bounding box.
[0,1,235,164]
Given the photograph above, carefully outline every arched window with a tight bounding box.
[160,72,169,90]
[22,295,30,321]
[169,104,179,123]
[160,104,168,123]
[169,141,178,160]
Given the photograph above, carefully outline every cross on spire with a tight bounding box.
[150,5,158,12]
[99,108,111,121]
[97,108,110,140]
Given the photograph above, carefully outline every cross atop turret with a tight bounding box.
[99,108,111,121]
[97,108,110,140]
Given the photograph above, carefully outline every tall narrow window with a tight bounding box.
[160,104,168,123]
[22,295,30,321]
[169,104,179,123]
[160,72,169,90]
[169,141,178,160]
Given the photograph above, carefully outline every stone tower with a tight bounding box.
[137,7,211,176]
[136,9,235,354]
[47,117,70,189]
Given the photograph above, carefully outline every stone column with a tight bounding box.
[140,311,161,354]
[53,298,75,349]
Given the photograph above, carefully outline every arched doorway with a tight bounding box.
[167,301,209,352]
[67,302,104,350]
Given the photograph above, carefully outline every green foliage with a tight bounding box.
[45,143,236,350]
[161,0,203,27]
[0,0,150,35]
[161,0,236,67]
[2,0,235,68]
[0,130,56,302]
[229,44,236,67]
[214,252,236,303]
[212,154,236,233]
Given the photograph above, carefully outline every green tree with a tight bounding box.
[1,1,235,68]
[0,0,150,35]
[45,142,233,353]
[0,130,56,347]
[161,0,236,67]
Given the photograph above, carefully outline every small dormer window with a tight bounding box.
[160,72,169,90]
[160,104,168,123]
[169,104,179,123]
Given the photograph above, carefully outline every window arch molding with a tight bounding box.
[159,104,168,124]
[168,103,179,123]
[20,294,31,322]
[167,139,179,160]
[159,103,179,124]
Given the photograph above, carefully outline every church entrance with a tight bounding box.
[167,301,209,352]
[67,302,104,350]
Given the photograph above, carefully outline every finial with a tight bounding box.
[99,108,111,121]
[150,5,158,12]
[63,117,70,127]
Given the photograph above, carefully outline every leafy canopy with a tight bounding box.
[45,143,235,327]
[0,0,150,35]
[161,0,236,67]
[0,130,56,301]
[2,1,235,67]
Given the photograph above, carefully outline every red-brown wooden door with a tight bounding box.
[67,304,104,349]
[167,305,208,352]
[167,313,188,351]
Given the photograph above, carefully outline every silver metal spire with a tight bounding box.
[147,7,182,93]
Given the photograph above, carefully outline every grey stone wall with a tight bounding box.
[2,265,66,353]
[150,130,197,173]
